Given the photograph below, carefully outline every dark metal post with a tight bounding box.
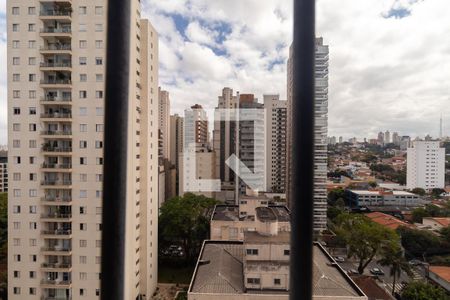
[101,0,131,299]
[290,0,315,299]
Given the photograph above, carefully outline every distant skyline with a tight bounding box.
[1,0,450,144]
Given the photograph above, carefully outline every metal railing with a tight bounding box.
[41,163,72,169]
[42,146,73,152]
[41,44,72,51]
[40,62,72,68]
[40,10,72,17]
[41,113,72,118]
[41,27,72,34]
[41,213,72,219]
[41,229,72,235]
[41,180,72,186]
[40,79,72,85]
[41,131,72,136]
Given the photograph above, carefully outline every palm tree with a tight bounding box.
[378,248,413,296]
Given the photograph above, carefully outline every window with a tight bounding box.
[96,107,104,116]
[80,288,85,296]
[13,173,21,181]
[14,255,21,262]
[96,74,104,82]
[80,157,87,165]
[28,40,36,48]
[13,271,20,278]
[95,6,104,15]
[96,157,103,165]
[284,249,290,256]
[29,271,36,278]
[29,239,36,246]
[12,123,20,131]
[29,74,36,82]
[13,239,20,246]
[95,141,103,148]
[95,40,104,49]
[80,174,87,182]
[12,40,19,48]
[29,124,36,131]
[13,90,20,98]
[79,23,87,32]
[28,57,36,65]
[96,124,104,132]
[29,90,36,98]
[29,222,37,230]
[79,91,87,98]
[274,278,281,285]
[96,91,103,98]
[80,190,87,198]
[12,57,20,65]
[246,249,258,255]
[13,222,20,229]
[80,256,87,264]
[28,24,36,32]
[247,278,260,284]
[79,57,87,65]
[13,140,20,148]
[29,190,37,198]
[80,74,87,82]
[95,57,103,65]
[95,24,103,32]
[12,24,19,32]
[80,140,87,148]
[13,287,21,295]
[12,7,19,15]
[29,288,36,295]
[79,107,87,116]
[96,174,103,182]
[79,6,87,15]
[29,140,37,148]
[80,124,87,132]
[29,107,36,115]
[13,157,21,164]
[80,240,87,248]
[12,74,20,82]
[79,40,87,49]
[28,7,36,15]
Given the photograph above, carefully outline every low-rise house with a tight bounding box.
[347,190,421,207]
[428,266,450,292]
[422,217,450,231]
[365,212,415,230]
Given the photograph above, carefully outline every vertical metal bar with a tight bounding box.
[290,0,315,299]
[101,0,131,299]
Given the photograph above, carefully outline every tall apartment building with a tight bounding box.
[384,130,391,144]
[407,141,445,189]
[169,114,183,195]
[264,95,287,194]
[185,104,208,150]
[7,1,159,299]
[158,88,170,161]
[286,38,329,232]
[213,87,239,185]
[0,150,7,193]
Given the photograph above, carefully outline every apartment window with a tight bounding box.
[29,222,37,230]
[80,140,87,148]
[29,140,37,148]
[95,141,103,148]
[80,124,87,132]
[29,288,36,295]
[96,224,102,231]
[28,57,36,65]
[29,123,36,131]
[95,57,103,65]
[29,239,37,246]
[96,157,103,165]
[80,288,85,296]
[13,222,20,229]
[80,256,87,265]
[13,157,21,164]
[95,24,103,32]
[29,107,36,115]
[247,278,260,284]
[246,249,258,255]
[12,24,19,32]
[13,90,20,98]
[28,40,36,49]
[29,74,36,82]
[80,240,87,248]
[30,255,37,262]
[28,24,36,32]
[80,190,87,198]
[12,57,20,65]
[13,239,20,246]
[13,271,20,278]
[96,74,104,82]
[29,271,36,278]
[13,173,21,181]
[12,140,20,148]
[80,57,87,65]
[96,124,104,132]
[96,190,102,198]
[79,6,87,15]
[79,91,87,98]
[96,174,103,182]
[95,6,104,15]
[29,190,37,198]
[95,40,104,49]
[12,123,20,131]
[96,240,102,247]
[80,157,87,165]
[28,7,36,15]
[29,157,36,164]
[80,174,87,182]
[79,107,87,116]
[79,40,87,49]
[12,7,20,15]
[80,74,87,82]
[14,255,21,262]
[29,90,36,98]
[95,91,103,99]
[284,249,290,256]
[12,74,20,82]
[96,107,104,116]
[274,278,281,285]
[79,23,87,32]
[12,40,19,48]
[13,287,20,295]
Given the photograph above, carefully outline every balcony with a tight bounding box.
[41,96,72,104]
[41,262,72,271]
[41,213,72,221]
[40,79,72,88]
[41,296,72,300]
[42,146,72,153]
[41,112,72,121]
[41,196,72,205]
[41,163,72,171]
[41,131,72,138]
[40,27,72,37]
[40,10,72,20]
[41,180,72,187]
[40,62,72,71]
[41,246,72,253]
[40,279,72,289]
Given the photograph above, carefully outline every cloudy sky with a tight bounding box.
[0,0,449,144]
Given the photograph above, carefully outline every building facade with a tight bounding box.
[169,114,184,195]
[0,150,7,193]
[406,141,445,189]
[158,88,170,161]
[264,95,287,194]
[7,1,159,299]
[286,38,329,232]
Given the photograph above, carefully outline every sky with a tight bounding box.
[0,0,450,144]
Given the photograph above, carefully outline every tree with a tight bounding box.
[397,226,443,259]
[378,246,412,296]
[368,181,377,188]
[412,207,430,223]
[411,188,426,196]
[159,193,219,261]
[401,281,449,300]
[335,213,400,274]
[328,188,346,206]
[440,226,450,244]
[431,188,446,198]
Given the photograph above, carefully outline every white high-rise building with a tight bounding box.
[264,95,287,194]
[170,114,184,195]
[407,141,445,190]
[7,1,159,299]
[158,88,171,161]
[384,130,391,144]
[286,38,329,232]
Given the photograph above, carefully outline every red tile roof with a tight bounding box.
[365,212,414,230]
[351,275,394,300]
[430,266,450,283]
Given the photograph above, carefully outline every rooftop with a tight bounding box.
[351,276,394,300]
[430,266,450,283]
[189,241,366,298]
[244,231,290,244]
[424,217,450,227]
[365,212,414,230]
[212,204,290,222]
